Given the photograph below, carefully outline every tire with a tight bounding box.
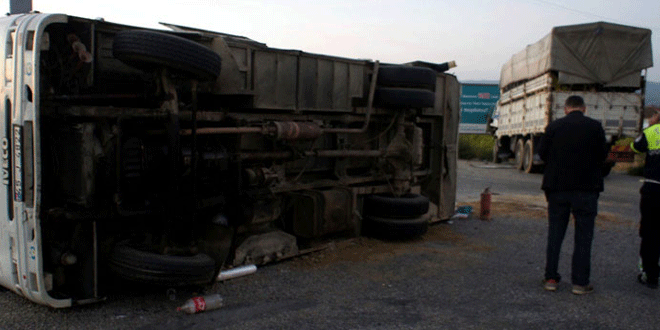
[522,139,535,173]
[108,242,216,286]
[492,139,501,164]
[363,193,430,218]
[113,30,221,81]
[514,139,524,170]
[362,215,429,240]
[376,66,436,90]
[374,88,435,109]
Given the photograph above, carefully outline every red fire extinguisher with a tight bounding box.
[480,187,492,221]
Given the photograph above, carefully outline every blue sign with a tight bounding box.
[459,84,499,134]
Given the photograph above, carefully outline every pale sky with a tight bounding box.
[2,0,659,82]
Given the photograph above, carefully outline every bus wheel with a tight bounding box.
[362,193,430,240]
[113,30,221,81]
[108,241,216,286]
[373,88,435,109]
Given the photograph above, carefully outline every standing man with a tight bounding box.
[631,109,660,289]
[538,95,608,295]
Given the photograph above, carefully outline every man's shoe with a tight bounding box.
[638,273,659,289]
[543,279,558,291]
[571,284,594,295]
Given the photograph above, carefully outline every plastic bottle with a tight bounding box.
[176,294,224,314]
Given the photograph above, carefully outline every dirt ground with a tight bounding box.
[286,192,633,275]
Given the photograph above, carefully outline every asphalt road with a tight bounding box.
[456,160,642,221]
[0,159,656,330]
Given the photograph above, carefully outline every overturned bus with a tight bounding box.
[0,13,460,307]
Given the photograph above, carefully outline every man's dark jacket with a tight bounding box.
[538,111,608,192]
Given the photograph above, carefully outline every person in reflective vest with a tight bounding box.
[631,109,660,289]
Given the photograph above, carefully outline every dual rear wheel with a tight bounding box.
[501,137,613,176]
[362,193,430,240]
[511,139,538,173]
[373,66,437,109]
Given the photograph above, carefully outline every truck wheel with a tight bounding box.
[362,215,429,240]
[113,30,222,81]
[492,140,501,164]
[108,242,217,286]
[363,193,430,218]
[514,140,524,170]
[374,88,435,109]
[376,66,436,90]
[522,139,537,174]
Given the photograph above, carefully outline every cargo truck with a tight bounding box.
[492,22,653,174]
[0,13,460,307]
